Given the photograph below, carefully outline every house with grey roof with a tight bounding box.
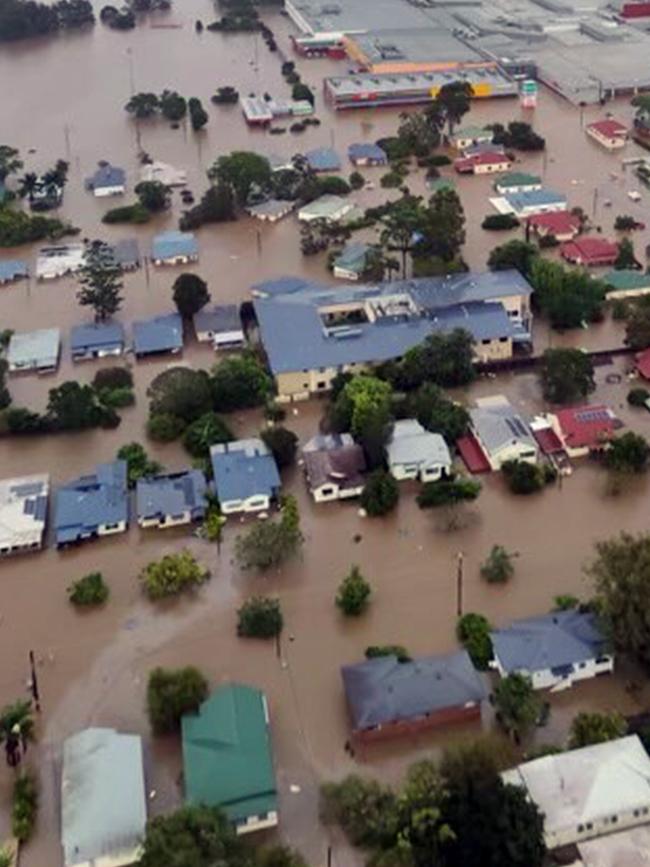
[0,474,49,557]
[108,238,140,271]
[133,313,183,358]
[7,328,60,373]
[61,727,146,867]
[0,259,28,284]
[341,650,486,743]
[151,231,199,266]
[469,395,538,470]
[302,433,366,502]
[70,322,125,361]
[253,270,533,401]
[136,470,207,529]
[387,419,452,482]
[298,195,357,224]
[305,147,341,172]
[491,610,613,691]
[211,439,281,514]
[333,243,371,281]
[54,461,129,547]
[193,305,245,350]
[85,163,126,197]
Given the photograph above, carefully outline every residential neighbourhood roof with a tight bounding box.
[132,313,183,355]
[387,419,451,469]
[470,395,536,456]
[587,118,627,137]
[561,236,619,264]
[108,238,140,269]
[182,685,277,823]
[527,211,580,235]
[194,305,242,336]
[305,147,341,171]
[0,475,49,551]
[455,151,509,170]
[603,269,650,292]
[140,160,187,187]
[453,125,493,141]
[211,439,280,504]
[55,461,128,544]
[577,826,650,867]
[491,610,608,675]
[636,347,650,379]
[61,727,146,867]
[0,259,28,281]
[69,322,125,353]
[85,163,126,191]
[495,171,542,190]
[333,243,370,273]
[136,470,207,521]
[505,189,567,211]
[341,651,487,730]
[35,244,85,279]
[8,328,60,368]
[251,276,320,298]
[151,231,198,261]
[554,404,620,449]
[298,194,353,220]
[347,142,387,162]
[303,436,366,491]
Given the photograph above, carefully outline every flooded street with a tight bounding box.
[3,2,650,864]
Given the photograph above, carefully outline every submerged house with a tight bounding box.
[211,439,281,515]
[35,244,85,280]
[469,395,538,470]
[560,237,619,267]
[0,259,28,284]
[70,322,125,361]
[386,419,452,482]
[0,474,49,557]
[7,328,60,373]
[54,461,129,547]
[193,305,245,350]
[133,313,183,358]
[332,243,371,281]
[585,118,627,150]
[348,143,387,166]
[151,231,199,266]
[304,147,341,172]
[85,163,126,197]
[302,433,366,502]
[550,404,620,458]
[136,470,207,529]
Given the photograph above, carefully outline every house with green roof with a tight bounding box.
[182,684,278,834]
[602,269,650,299]
[451,125,493,150]
[494,172,542,195]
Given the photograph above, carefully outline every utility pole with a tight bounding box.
[29,650,40,713]
[456,552,464,618]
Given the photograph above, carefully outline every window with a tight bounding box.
[578,662,586,668]
[611,815,618,824]
[577,824,584,833]
[317,381,327,389]
[321,487,334,496]
[586,823,593,830]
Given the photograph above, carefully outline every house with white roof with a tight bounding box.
[387,419,452,482]
[469,395,537,470]
[298,195,357,224]
[8,328,60,373]
[0,475,49,556]
[35,244,85,280]
[502,736,650,849]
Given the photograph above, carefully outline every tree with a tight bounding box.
[180,183,236,230]
[626,305,650,350]
[172,272,210,319]
[568,711,627,749]
[116,442,162,487]
[605,432,650,474]
[360,470,399,517]
[18,171,39,202]
[261,426,298,469]
[139,806,250,867]
[417,478,481,508]
[457,613,492,669]
[407,385,469,443]
[0,700,34,768]
[493,673,541,739]
[147,412,187,442]
[0,145,22,181]
[628,387,650,407]
[435,80,472,136]
[539,348,595,404]
[480,545,516,583]
[47,381,108,430]
[379,194,426,277]
[209,151,272,206]
[212,86,239,104]
[487,239,538,275]
[336,565,371,616]
[183,412,233,459]
[615,236,637,270]
[397,330,475,390]
[397,111,442,155]
[125,92,160,118]
[212,353,272,412]
[366,644,411,662]
[332,374,393,468]
[258,846,309,867]
[68,572,109,606]
[188,96,209,131]
[416,188,466,263]
[140,550,210,600]
[291,82,314,105]
[146,667,208,734]
[148,367,213,423]
[320,775,399,849]
[237,596,283,638]
[529,258,605,329]
[76,239,123,322]
[159,89,187,121]
[12,773,38,843]
[349,170,364,190]
[501,460,545,495]
[234,496,303,570]
[135,180,169,211]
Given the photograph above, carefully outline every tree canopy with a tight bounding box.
[529,259,605,329]
[493,673,542,739]
[138,806,251,867]
[604,432,650,474]
[397,329,475,390]
[208,151,272,206]
[172,272,210,319]
[568,711,627,749]
[336,565,371,616]
[147,367,213,423]
[487,240,538,275]
[360,469,400,517]
[146,666,208,734]
[538,348,595,404]
[234,496,303,571]
[212,354,272,412]
[76,239,123,322]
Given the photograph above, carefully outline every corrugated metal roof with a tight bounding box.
[55,461,128,544]
[210,439,280,504]
[70,321,125,352]
[136,470,207,521]
[132,313,183,354]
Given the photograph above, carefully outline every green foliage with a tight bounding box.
[360,470,399,517]
[365,644,411,662]
[188,97,209,131]
[493,673,542,739]
[604,431,650,474]
[138,806,250,867]
[12,773,38,842]
[117,442,161,487]
[147,412,187,442]
[0,847,11,867]
[146,667,208,734]
[539,348,595,404]
[380,170,403,189]
[209,151,272,206]
[0,0,93,42]
[332,375,392,468]
[568,711,627,749]
[212,353,272,412]
[487,239,538,275]
[336,565,371,616]
[179,183,236,231]
[501,460,545,495]
[135,180,169,212]
[4,406,50,435]
[315,175,350,196]
[615,236,637,270]
[481,213,520,230]
[628,387,650,407]
[396,329,475,390]
[553,594,579,611]
[234,496,303,571]
[125,92,159,118]
[237,596,283,638]
[102,202,150,224]
[97,385,134,408]
[68,571,109,606]
[435,80,473,135]
[417,477,481,509]
[529,258,605,329]
[148,367,213,423]
[349,170,364,190]
[140,550,210,600]
[406,383,469,442]
[172,272,210,319]
[47,381,116,431]
[261,425,298,468]
[0,205,77,246]
[291,82,314,105]
[490,121,545,151]
[212,86,239,104]
[203,507,226,543]
[457,612,493,669]
[0,699,35,750]
[159,89,187,121]
[397,111,441,155]
[77,239,123,322]
[480,545,515,584]
[183,412,233,459]
[0,145,22,180]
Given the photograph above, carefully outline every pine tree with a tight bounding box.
[77,240,124,322]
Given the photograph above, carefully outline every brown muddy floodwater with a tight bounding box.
[3,4,650,865]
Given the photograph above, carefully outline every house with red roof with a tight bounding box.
[585,119,628,150]
[454,151,511,176]
[550,405,621,458]
[528,211,580,242]
[560,237,619,267]
[636,348,650,380]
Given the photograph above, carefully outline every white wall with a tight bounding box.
[221,495,270,515]
[494,654,614,691]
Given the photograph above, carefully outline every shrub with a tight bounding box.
[568,711,627,749]
[365,645,410,662]
[93,367,133,391]
[183,412,233,459]
[102,203,150,224]
[501,460,545,495]
[360,470,399,517]
[68,572,109,606]
[147,412,187,442]
[237,596,283,638]
[480,545,515,584]
[146,666,208,734]
[261,426,298,468]
[5,407,50,434]
[264,402,286,423]
[140,550,210,600]
[628,387,650,407]
[336,565,371,616]
[349,171,364,190]
[457,612,493,669]
[380,171,402,189]
[12,773,38,842]
[538,233,559,249]
[417,477,481,508]
[553,594,579,611]
[316,176,350,196]
[429,154,451,166]
[212,354,272,412]
[481,213,520,230]
[97,386,135,408]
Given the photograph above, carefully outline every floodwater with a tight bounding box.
[2,2,650,864]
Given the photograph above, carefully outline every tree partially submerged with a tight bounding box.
[77,239,123,322]
[146,667,208,734]
[568,711,627,749]
[234,496,303,571]
[456,612,493,670]
[140,550,210,599]
[336,565,371,616]
[237,596,283,638]
[539,348,595,404]
[493,673,542,740]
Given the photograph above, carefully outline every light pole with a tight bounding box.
[29,650,40,713]
[456,552,464,618]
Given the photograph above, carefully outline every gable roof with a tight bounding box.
[62,727,146,867]
[108,238,140,269]
[603,269,650,293]
[387,419,451,468]
[348,142,387,162]
[333,243,370,271]
[136,470,207,520]
[132,313,183,354]
[305,147,341,171]
[8,328,60,367]
[0,259,28,281]
[578,825,650,867]
[491,610,608,674]
[561,237,618,263]
[303,438,366,491]
[495,171,542,190]
[210,439,280,503]
[587,118,627,138]
[182,684,277,822]
[455,151,509,170]
[55,461,128,544]
[193,305,242,336]
[527,211,580,235]
[70,321,125,352]
[342,651,486,730]
[470,395,536,456]
[151,231,198,261]
[554,404,619,449]
[85,163,126,190]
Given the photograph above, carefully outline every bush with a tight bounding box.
[237,596,283,638]
[457,612,493,669]
[93,367,133,391]
[360,470,399,517]
[480,545,515,584]
[349,171,364,190]
[553,594,579,611]
[429,154,451,166]
[116,442,161,487]
[568,711,627,749]
[336,565,371,616]
[501,460,545,495]
[264,402,286,423]
[101,203,150,224]
[261,426,298,469]
[538,233,559,249]
[628,387,650,407]
[12,773,38,842]
[147,412,187,442]
[140,550,210,600]
[417,477,481,508]
[481,213,520,231]
[380,171,402,189]
[146,666,208,734]
[183,412,233,459]
[316,176,350,196]
[212,354,272,412]
[5,407,50,434]
[97,386,134,408]
[365,645,410,662]
[234,495,303,571]
[68,572,109,606]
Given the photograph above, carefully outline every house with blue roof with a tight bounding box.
[253,270,533,401]
[54,461,129,547]
[0,259,28,284]
[491,188,567,218]
[70,322,125,361]
[85,163,126,197]
[490,610,613,691]
[210,439,281,514]
[136,470,207,529]
[151,231,199,266]
[133,313,183,358]
[348,143,387,166]
[305,147,341,173]
[193,305,245,350]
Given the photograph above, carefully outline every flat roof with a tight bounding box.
[0,475,49,551]
[326,65,516,98]
[70,322,125,352]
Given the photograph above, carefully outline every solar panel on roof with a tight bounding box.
[12,482,44,497]
[575,409,609,422]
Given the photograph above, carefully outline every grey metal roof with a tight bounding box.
[85,163,126,190]
[341,651,487,730]
[70,321,125,352]
[470,397,536,455]
[136,470,207,521]
[210,439,281,504]
[303,440,366,490]
[334,243,370,271]
[55,461,128,544]
[108,238,140,269]
[61,727,146,867]
[305,147,341,172]
[151,231,198,261]
[193,305,242,335]
[348,143,387,163]
[0,259,28,281]
[251,276,324,298]
[8,328,60,367]
[132,313,183,355]
[387,419,452,467]
[491,610,608,675]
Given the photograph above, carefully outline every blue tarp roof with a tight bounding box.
[348,143,387,163]
[136,470,207,520]
[305,147,341,172]
[132,313,183,354]
[151,231,199,261]
[211,439,280,504]
[0,259,28,281]
[70,321,125,352]
[55,461,128,544]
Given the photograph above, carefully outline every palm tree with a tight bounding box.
[0,700,35,768]
[18,172,39,202]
